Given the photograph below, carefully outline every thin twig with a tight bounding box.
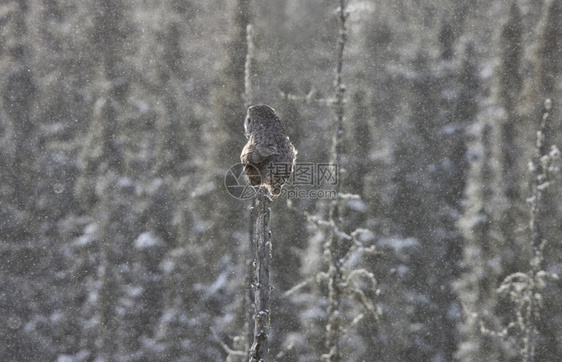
[211,327,247,358]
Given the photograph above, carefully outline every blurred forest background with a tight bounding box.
[1,0,562,361]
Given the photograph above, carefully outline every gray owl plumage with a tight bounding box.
[240,105,297,196]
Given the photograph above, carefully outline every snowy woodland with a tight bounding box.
[2,0,562,361]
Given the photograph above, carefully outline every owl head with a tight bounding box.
[244,104,285,137]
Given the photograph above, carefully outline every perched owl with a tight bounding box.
[240,105,297,196]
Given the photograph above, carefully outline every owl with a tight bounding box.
[240,105,297,196]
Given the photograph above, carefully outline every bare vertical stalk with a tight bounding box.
[249,188,272,362]
[331,0,347,194]
[246,196,256,356]
[525,99,552,362]
[244,27,272,359]
[244,21,256,357]
[324,1,348,361]
[244,24,254,109]
[497,98,559,362]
